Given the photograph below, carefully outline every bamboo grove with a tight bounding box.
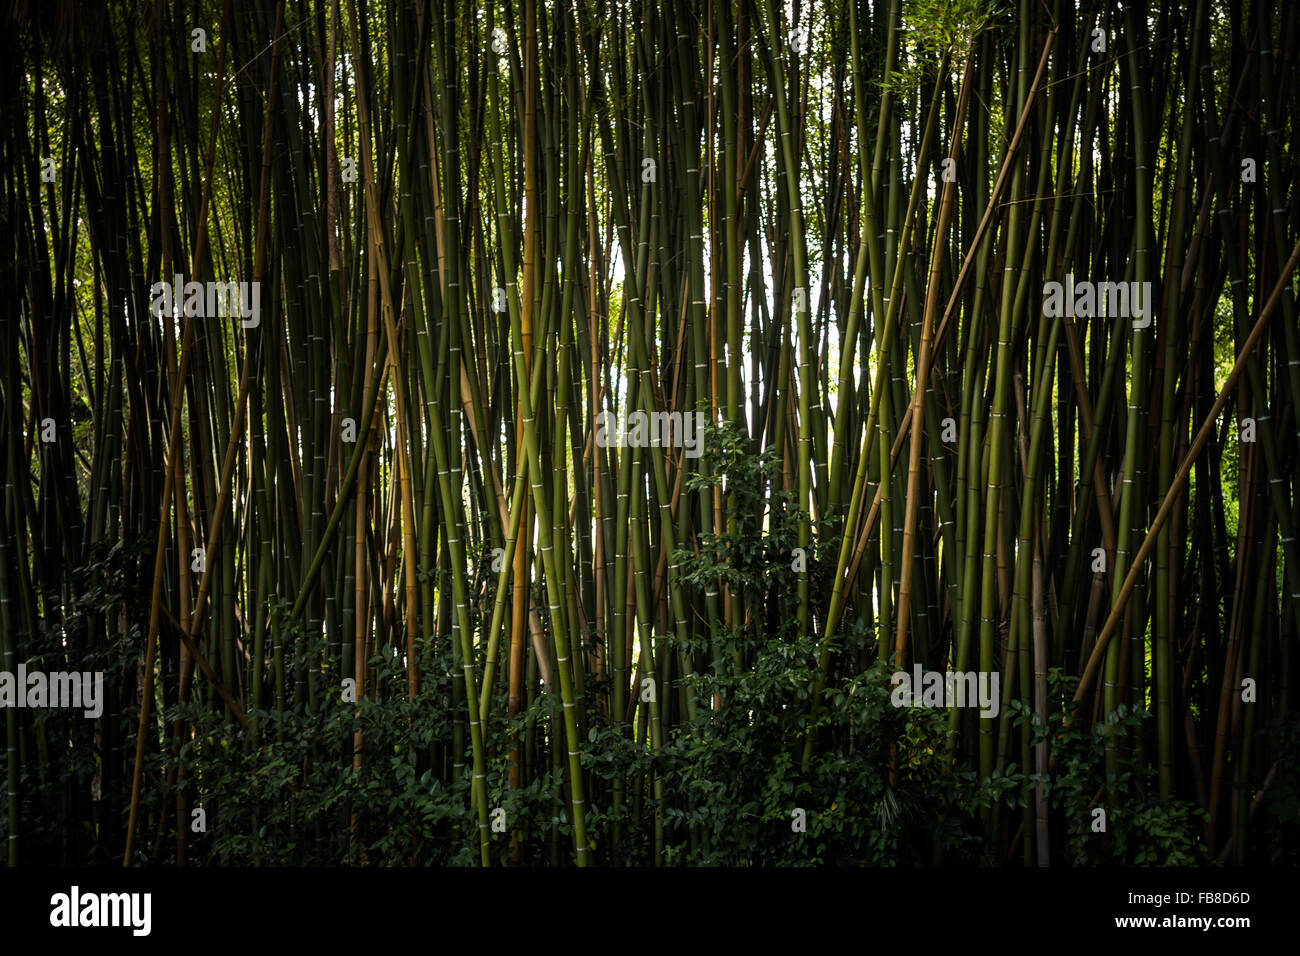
[2,0,1298,867]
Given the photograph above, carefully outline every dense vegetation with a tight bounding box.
[1,0,1298,867]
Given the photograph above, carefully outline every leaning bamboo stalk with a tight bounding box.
[895,50,968,664]
[124,0,235,865]
[1074,235,1300,704]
